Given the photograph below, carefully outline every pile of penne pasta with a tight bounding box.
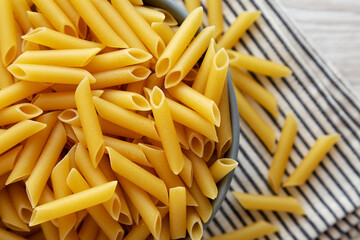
[0,0,340,239]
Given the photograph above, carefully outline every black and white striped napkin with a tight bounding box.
[174,0,360,239]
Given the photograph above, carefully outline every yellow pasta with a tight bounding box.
[179,153,194,188]
[168,82,221,127]
[0,146,23,176]
[8,64,96,84]
[27,11,55,30]
[40,222,59,240]
[151,22,175,45]
[151,7,178,26]
[0,228,26,240]
[135,6,165,24]
[150,86,184,174]
[187,181,213,223]
[174,121,190,150]
[283,134,341,187]
[184,0,200,13]
[22,27,104,50]
[0,103,43,126]
[112,0,165,58]
[186,207,203,240]
[15,48,101,67]
[207,0,223,38]
[0,56,13,89]
[7,182,33,224]
[232,192,305,215]
[230,66,278,117]
[0,0,17,67]
[32,0,78,37]
[269,113,297,194]
[210,158,238,183]
[165,26,215,88]
[25,121,66,208]
[98,117,142,139]
[234,85,275,153]
[75,77,105,168]
[155,7,203,77]
[10,0,31,34]
[6,111,58,185]
[58,109,81,126]
[217,11,261,50]
[203,220,278,240]
[204,48,230,105]
[203,138,216,162]
[108,147,168,205]
[227,49,292,77]
[169,187,187,239]
[101,89,151,111]
[186,128,204,158]
[78,216,100,240]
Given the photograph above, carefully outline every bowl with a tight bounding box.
[144,0,240,236]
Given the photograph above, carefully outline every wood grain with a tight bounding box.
[280,0,360,96]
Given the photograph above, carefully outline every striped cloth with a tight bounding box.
[173,0,360,239]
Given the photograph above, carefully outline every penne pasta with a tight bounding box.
[10,0,32,34]
[155,7,203,77]
[14,48,101,67]
[230,66,278,117]
[27,11,55,30]
[227,49,292,77]
[0,103,43,126]
[186,207,203,240]
[135,6,165,24]
[184,0,200,13]
[232,192,305,214]
[151,7,178,26]
[203,220,278,240]
[112,0,165,58]
[186,128,204,158]
[268,113,297,194]
[217,11,261,50]
[0,228,26,240]
[0,0,18,67]
[179,153,193,188]
[101,89,151,111]
[75,77,105,168]
[8,64,96,84]
[207,0,223,38]
[165,26,215,88]
[151,22,175,45]
[233,85,275,153]
[210,158,238,183]
[0,146,23,176]
[98,117,142,139]
[0,56,13,89]
[40,222,59,240]
[283,134,341,187]
[7,182,33,224]
[32,0,78,37]
[187,181,213,223]
[169,187,187,239]
[58,109,81,126]
[150,87,184,174]
[174,121,190,150]
[78,216,99,240]
[22,27,104,50]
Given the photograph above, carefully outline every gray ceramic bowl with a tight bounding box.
[144,0,240,237]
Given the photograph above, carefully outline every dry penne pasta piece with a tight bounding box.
[78,216,100,240]
[184,0,200,13]
[169,187,187,239]
[0,0,17,67]
[185,150,218,200]
[217,11,261,50]
[27,11,55,30]
[0,81,51,109]
[101,89,151,111]
[0,228,26,240]
[98,117,142,139]
[22,27,104,50]
[112,0,165,58]
[192,38,216,93]
[203,220,278,240]
[139,143,197,206]
[204,48,229,105]
[53,0,87,38]
[227,50,292,77]
[108,147,168,205]
[149,7,178,26]
[0,188,30,232]
[216,83,232,157]
[210,158,238,183]
[92,0,147,52]
[14,48,101,67]
[8,64,96,84]
[187,181,212,223]
[174,121,189,150]
[155,7,203,77]
[75,78,105,168]
[150,87,184,174]
[40,222,59,240]
[234,85,275,153]
[165,26,215,88]
[283,134,341,187]
[32,0,78,37]
[29,181,117,226]
[186,207,203,240]
[168,82,221,127]
[70,0,128,48]
[0,146,23,176]
[268,113,297,194]
[32,90,103,111]
[25,121,66,208]
[135,6,165,24]
[58,109,81,126]
[186,128,204,158]
[0,173,10,191]
[179,153,193,188]
[151,22,175,45]
[85,49,152,73]
[232,192,305,215]
[93,96,160,141]
[207,0,223,38]
[66,169,124,240]
[10,0,31,34]
[0,120,46,155]
[7,182,33,224]
[0,103,42,126]
[230,66,278,117]
[0,57,13,89]
[6,111,58,185]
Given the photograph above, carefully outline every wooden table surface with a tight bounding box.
[279,0,360,97]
